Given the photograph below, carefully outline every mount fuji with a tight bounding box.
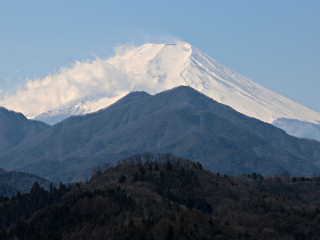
[32,42,320,140]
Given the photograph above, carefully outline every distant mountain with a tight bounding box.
[31,42,320,140]
[0,107,49,152]
[2,86,320,182]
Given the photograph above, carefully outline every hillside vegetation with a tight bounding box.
[1,154,320,239]
[0,168,50,197]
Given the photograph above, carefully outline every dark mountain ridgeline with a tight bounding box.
[0,107,49,152]
[1,86,320,182]
[2,154,320,239]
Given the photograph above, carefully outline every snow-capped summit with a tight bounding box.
[32,42,320,140]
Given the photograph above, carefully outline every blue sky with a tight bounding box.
[1,1,320,112]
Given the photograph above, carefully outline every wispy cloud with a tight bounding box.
[0,57,132,117]
[0,40,184,117]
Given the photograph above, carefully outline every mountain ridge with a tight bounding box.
[1,86,320,182]
[30,42,320,140]
[0,107,49,152]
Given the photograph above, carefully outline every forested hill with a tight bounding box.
[0,168,50,196]
[1,154,320,239]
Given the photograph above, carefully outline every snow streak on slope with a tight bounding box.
[9,42,320,129]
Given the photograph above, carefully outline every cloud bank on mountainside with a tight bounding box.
[0,41,189,118]
[0,56,133,117]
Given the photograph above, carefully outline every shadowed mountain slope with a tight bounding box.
[1,86,320,182]
[0,107,49,152]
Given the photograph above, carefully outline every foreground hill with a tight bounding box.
[0,168,50,196]
[1,86,320,182]
[1,154,320,239]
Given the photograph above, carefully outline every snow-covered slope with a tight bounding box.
[32,42,320,139]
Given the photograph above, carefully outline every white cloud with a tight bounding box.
[0,56,131,117]
[0,40,184,117]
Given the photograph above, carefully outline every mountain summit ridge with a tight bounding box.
[3,85,320,182]
[31,42,320,139]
